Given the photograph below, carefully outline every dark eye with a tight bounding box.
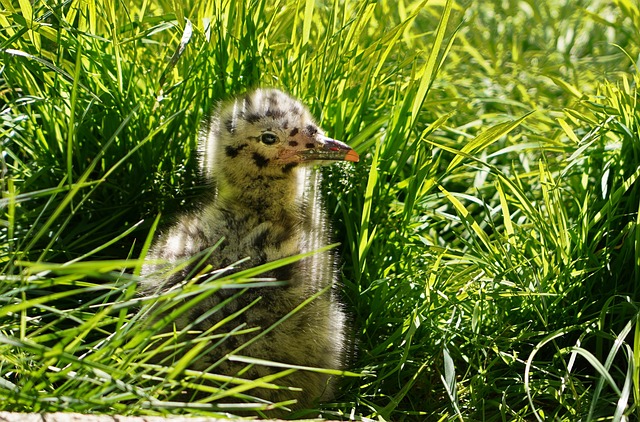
[260,132,278,145]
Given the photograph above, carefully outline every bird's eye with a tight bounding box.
[260,132,278,145]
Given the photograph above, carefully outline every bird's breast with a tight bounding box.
[212,210,304,269]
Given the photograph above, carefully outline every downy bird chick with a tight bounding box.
[140,88,359,413]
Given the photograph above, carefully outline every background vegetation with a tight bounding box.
[2,0,640,420]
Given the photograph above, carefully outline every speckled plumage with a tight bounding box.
[140,88,358,413]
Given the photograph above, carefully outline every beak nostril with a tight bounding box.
[296,136,358,162]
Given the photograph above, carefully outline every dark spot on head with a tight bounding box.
[282,162,298,174]
[290,105,302,116]
[245,113,262,123]
[252,152,270,168]
[306,125,318,135]
[224,143,248,158]
[305,143,315,149]
[267,95,279,106]
[282,120,289,129]
[265,108,286,119]
[225,118,235,133]
[289,128,299,137]
[288,141,298,147]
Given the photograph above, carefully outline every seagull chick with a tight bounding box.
[140,88,359,413]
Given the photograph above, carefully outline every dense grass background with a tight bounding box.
[2,0,640,420]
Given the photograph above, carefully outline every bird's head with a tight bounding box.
[201,89,359,182]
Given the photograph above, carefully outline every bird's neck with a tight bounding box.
[216,171,302,222]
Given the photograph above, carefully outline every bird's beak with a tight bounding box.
[299,136,359,163]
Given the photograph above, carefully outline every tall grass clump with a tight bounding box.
[2,0,640,420]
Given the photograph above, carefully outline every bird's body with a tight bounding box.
[140,89,358,413]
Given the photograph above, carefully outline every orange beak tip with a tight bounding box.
[345,149,360,163]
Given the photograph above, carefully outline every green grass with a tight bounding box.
[2,0,640,420]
